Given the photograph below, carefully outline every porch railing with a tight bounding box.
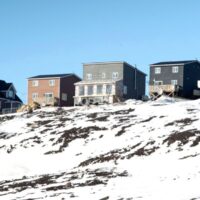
[149,84,176,94]
[33,97,57,106]
[1,108,19,114]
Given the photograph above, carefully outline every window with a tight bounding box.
[154,81,163,85]
[86,73,92,80]
[171,80,178,85]
[97,85,103,94]
[79,86,85,96]
[155,67,161,74]
[172,66,179,73]
[62,93,67,101]
[88,85,93,95]
[44,93,53,103]
[102,73,106,79]
[49,80,55,86]
[123,86,128,95]
[44,93,53,98]
[112,72,119,79]
[198,81,200,88]
[32,93,38,101]
[32,80,39,87]
[106,85,112,94]
[7,90,14,98]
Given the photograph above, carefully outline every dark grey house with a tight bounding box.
[0,80,23,114]
[149,60,200,99]
[74,61,146,105]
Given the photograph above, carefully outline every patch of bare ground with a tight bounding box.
[179,153,200,160]
[87,113,109,122]
[0,132,17,140]
[115,124,134,136]
[112,108,135,115]
[0,175,56,193]
[140,116,156,123]
[165,118,198,127]
[0,168,128,195]
[0,115,15,123]
[79,143,141,167]
[125,141,158,159]
[163,129,200,147]
[99,197,109,200]
[20,136,42,145]
[191,136,200,147]
[45,126,107,154]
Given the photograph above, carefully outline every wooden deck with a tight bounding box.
[149,85,175,94]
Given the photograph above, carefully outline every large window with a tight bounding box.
[97,85,103,94]
[44,93,53,103]
[88,85,93,95]
[172,66,179,73]
[155,67,161,74]
[44,93,53,98]
[32,93,38,101]
[112,72,119,79]
[171,80,178,85]
[62,93,67,101]
[154,81,163,85]
[49,80,55,86]
[79,86,85,96]
[106,85,112,94]
[102,73,106,79]
[86,73,92,80]
[32,80,39,87]
[123,85,128,95]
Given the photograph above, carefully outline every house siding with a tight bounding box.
[28,78,60,105]
[123,63,146,100]
[83,63,124,81]
[150,65,184,86]
[60,75,81,106]
[183,62,200,98]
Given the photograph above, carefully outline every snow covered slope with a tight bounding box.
[0,98,200,200]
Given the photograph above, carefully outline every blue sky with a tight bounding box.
[1,0,200,102]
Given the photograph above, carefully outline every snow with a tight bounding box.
[0,97,200,200]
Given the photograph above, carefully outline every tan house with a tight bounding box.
[28,74,81,107]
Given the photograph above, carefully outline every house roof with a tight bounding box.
[0,80,22,103]
[0,80,12,90]
[83,61,147,76]
[28,73,77,79]
[151,60,199,66]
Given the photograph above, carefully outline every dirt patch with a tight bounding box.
[20,136,42,145]
[99,196,109,200]
[79,143,141,167]
[165,118,198,127]
[0,115,15,123]
[163,129,200,147]
[45,126,107,154]
[179,153,200,160]
[191,136,200,147]
[115,124,133,136]
[0,175,56,193]
[140,116,156,123]
[112,108,135,115]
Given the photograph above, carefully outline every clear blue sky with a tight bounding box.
[1,0,200,103]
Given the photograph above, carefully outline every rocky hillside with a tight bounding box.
[0,97,200,200]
